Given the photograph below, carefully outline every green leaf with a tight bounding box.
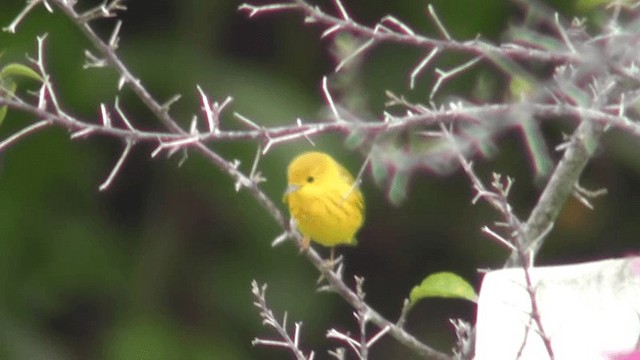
[0,105,7,125]
[388,170,408,206]
[0,63,42,125]
[0,79,17,126]
[520,118,552,180]
[409,272,478,305]
[575,0,624,11]
[509,75,535,99]
[0,63,42,82]
[344,130,366,149]
[370,155,388,188]
[508,27,563,53]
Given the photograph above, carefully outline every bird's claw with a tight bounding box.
[298,236,311,253]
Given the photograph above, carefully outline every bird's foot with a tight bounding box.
[298,236,311,253]
[316,253,344,285]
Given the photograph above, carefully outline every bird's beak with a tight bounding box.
[282,184,301,204]
[284,184,301,196]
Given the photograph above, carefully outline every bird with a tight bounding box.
[283,151,365,256]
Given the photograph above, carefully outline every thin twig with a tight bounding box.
[0,120,50,152]
[410,47,440,90]
[431,57,482,100]
[3,0,44,33]
[251,281,315,360]
[427,5,452,40]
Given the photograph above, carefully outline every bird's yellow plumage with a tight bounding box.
[283,151,364,247]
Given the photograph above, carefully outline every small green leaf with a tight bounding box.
[0,105,7,125]
[520,118,552,180]
[0,63,42,82]
[575,0,625,11]
[388,170,408,206]
[370,155,388,188]
[1,78,17,93]
[509,75,535,99]
[409,272,478,305]
[344,130,366,149]
[509,27,563,53]
[0,78,17,126]
[0,63,42,125]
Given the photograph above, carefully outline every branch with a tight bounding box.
[251,281,315,360]
[50,0,183,133]
[326,277,391,360]
[0,96,185,140]
[301,248,451,359]
[4,94,640,150]
[0,119,51,152]
[98,140,133,191]
[4,2,638,359]
[3,0,48,33]
[239,1,579,65]
[39,0,286,228]
[505,120,604,266]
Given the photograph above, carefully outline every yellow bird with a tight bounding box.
[283,151,365,250]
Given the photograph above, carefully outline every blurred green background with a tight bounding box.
[0,0,638,359]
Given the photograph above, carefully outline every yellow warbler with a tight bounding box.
[283,151,365,248]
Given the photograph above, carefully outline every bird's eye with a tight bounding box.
[307,176,314,183]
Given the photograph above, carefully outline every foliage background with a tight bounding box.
[0,0,638,359]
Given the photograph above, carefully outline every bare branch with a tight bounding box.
[380,15,415,36]
[114,97,136,132]
[322,77,342,122]
[233,112,262,130]
[410,47,440,90]
[331,0,350,21]
[335,37,375,72]
[198,85,217,133]
[49,0,184,133]
[482,226,517,252]
[99,140,133,191]
[427,5,452,40]
[302,245,450,359]
[0,120,50,153]
[108,20,122,49]
[83,50,107,69]
[3,0,44,33]
[518,255,555,359]
[554,13,576,54]
[78,0,127,22]
[238,3,300,18]
[5,2,640,360]
[240,1,579,64]
[100,103,112,128]
[431,57,482,100]
[251,281,315,360]
[326,277,391,360]
[506,120,604,266]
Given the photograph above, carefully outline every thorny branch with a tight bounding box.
[4,0,640,359]
[297,238,451,359]
[238,0,640,271]
[251,281,315,360]
[444,126,555,358]
[4,94,640,144]
[505,120,604,267]
[325,277,391,360]
[37,0,285,229]
[490,177,555,360]
[2,0,453,358]
[239,1,579,65]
